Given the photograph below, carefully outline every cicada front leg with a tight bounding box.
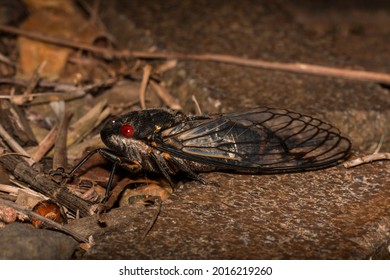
[50,148,142,202]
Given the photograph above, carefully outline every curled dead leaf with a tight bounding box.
[31,200,64,228]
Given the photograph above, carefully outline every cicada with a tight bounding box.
[57,107,351,197]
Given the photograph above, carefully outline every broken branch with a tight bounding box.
[0,152,93,217]
[343,153,390,168]
[1,24,389,84]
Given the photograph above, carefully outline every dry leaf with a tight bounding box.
[18,1,103,79]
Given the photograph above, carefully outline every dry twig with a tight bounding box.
[0,24,389,84]
[2,91,86,105]
[139,64,152,109]
[23,61,46,96]
[0,77,119,105]
[142,197,162,240]
[0,124,34,166]
[5,179,49,202]
[31,125,57,162]
[343,153,390,168]
[53,111,73,169]
[191,95,203,115]
[66,99,109,147]
[0,184,19,195]
[150,80,182,110]
[0,52,15,66]
[0,152,93,217]
[0,197,90,243]
[154,59,177,74]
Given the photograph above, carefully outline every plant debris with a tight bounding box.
[0,0,388,260]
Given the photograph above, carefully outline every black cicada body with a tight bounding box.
[62,107,351,197]
[100,107,351,181]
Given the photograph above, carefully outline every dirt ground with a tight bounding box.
[0,0,389,259]
[81,0,390,259]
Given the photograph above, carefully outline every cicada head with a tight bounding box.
[100,108,184,153]
[100,111,153,151]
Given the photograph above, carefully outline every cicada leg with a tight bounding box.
[168,155,221,187]
[148,151,176,188]
[50,148,141,202]
[149,151,220,188]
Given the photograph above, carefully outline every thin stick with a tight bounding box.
[0,192,16,202]
[0,183,19,194]
[96,107,111,126]
[0,76,118,93]
[0,151,30,159]
[139,64,152,109]
[0,52,15,66]
[191,95,203,115]
[1,24,389,84]
[23,61,46,96]
[373,134,384,154]
[0,123,34,166]
[154,59,177,74]
[150,80,182,110]
[8,178,49,200]
[0,197,89,243]
[142,197,162,240]
[31,125,57,162]
[343,153,390,168]
[53,111,73,169]
[0,24,119,58]
[66,99,108,147]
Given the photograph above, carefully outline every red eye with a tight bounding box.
[120,124,134,137]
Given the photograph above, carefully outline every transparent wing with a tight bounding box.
[157,108,351,172]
